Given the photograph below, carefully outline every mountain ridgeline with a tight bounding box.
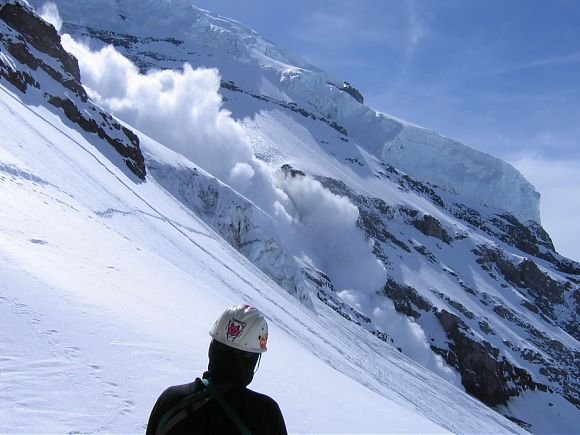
[2,0,579,431]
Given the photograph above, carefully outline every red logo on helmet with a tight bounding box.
[259,333,268,350]
[226,319,246,341]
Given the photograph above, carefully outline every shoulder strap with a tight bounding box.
[156,379,253,435]
[156,379,213,434]
[201,378,253,435]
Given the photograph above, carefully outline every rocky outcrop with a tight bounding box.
[0,1,145,179]
[383,279,433,319]
[220,79,348,136]
[490,213,554,255]
[327,80,364,104]
[339,81,364,104]
[472,245,580,407]
[1,1,84,97]
[411,213,452,244]
[434,309,547,406]
[474,245,577,333]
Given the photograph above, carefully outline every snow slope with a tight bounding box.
[2,1,579,432]
[0,83,522,433]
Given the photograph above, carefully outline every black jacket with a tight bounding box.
[146,377,287,435]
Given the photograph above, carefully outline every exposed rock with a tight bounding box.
[314,175,412,253]
[326,80,364,104]
[47,95,145,179]
[490,213,554,255]
[340,81,364,104]
[412,243,437,263]
[411,214,452,244]
[280,163,305,178]
[474,245,575,332]
[0,1,145,179]
[378,163,445,207]
[0,54,38,91]
[383,279,434,320]
[434,309,546,407]
[1,2,85,98]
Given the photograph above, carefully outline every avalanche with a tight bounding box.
[0,80,520,433]
[2,0,579,433]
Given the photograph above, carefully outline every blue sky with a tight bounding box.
[193,0,580,261]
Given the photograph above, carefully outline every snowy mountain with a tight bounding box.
[1,0,579,432]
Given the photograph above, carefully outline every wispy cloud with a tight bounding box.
[493,52,580,75]
[297,9,393,47]
[405,0,426,58]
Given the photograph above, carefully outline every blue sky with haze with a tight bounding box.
[193,0,580,260]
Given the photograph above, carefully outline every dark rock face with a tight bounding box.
[490,213,554,255]
[474,245,576,333]
[340,82,364,104]
[47,96,145,179]
[411,214,452,244]
[472,245,580,407]
[328,80,364,104]
[434,309,547,406]
[383,279,433,319]
[377,162,445,207]
[0,1,145,179]
[0,56,38,92]
[313,164,580,421]
[1,2,85,98]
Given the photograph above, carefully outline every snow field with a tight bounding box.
[0,82,523,433]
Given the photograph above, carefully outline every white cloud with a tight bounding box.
[405,0,426,58]
[511,155,580,262]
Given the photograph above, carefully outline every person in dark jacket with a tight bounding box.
[146,305,287,435]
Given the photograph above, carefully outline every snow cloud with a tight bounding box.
[275,173,386,293]
[338,289,461,387]
[54,17,461,386]
[61,34,386,295]
[61,37,253,185]
[39,2,62,32]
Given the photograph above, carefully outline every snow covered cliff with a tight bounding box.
[37,0,541,224]
[3,0,579,432]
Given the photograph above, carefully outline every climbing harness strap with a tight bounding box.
[156,378,252,435]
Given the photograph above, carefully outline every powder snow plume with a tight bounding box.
[60,33,387,297]
[59,22,458,386]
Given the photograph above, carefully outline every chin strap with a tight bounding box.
[156,378,252,435]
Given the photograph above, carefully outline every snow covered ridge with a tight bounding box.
[1,3,531,433]
[0,0,145,179]
[30,0,541,224]
[2,0,580,432]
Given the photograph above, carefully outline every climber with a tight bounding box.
[146,304,287,435]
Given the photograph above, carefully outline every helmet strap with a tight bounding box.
[253,353,262,375]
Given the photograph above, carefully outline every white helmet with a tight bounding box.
[209,304,268,353]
